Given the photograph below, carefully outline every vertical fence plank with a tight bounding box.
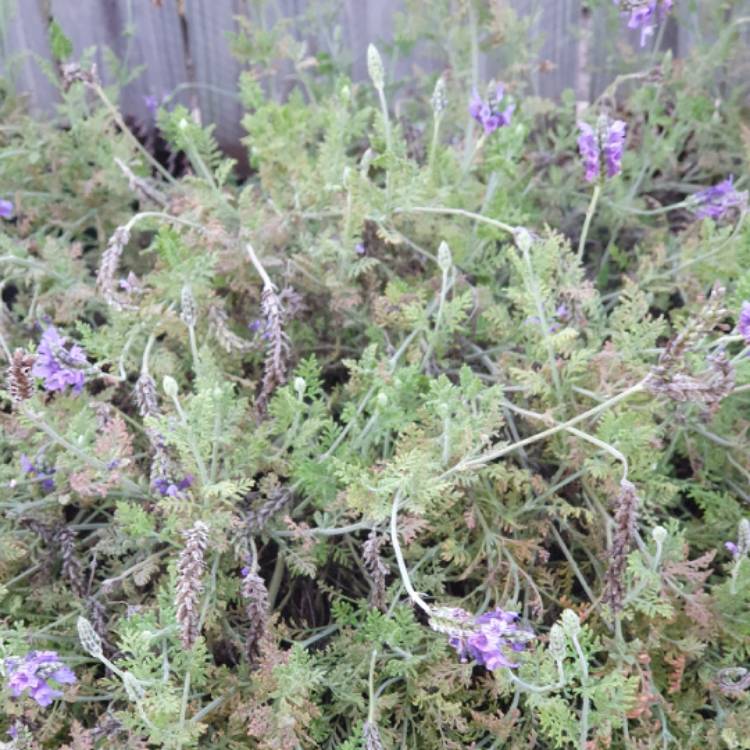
[0,0,57,113]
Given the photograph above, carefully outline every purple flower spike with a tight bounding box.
[152,473,193,497]
[4,650,76,708]
[0,199,14,219]
[31,326,88,394]
[469,83,515,135]
[692,176,748,222]
[431,606,534,671]
[738,302,750,346]
[614,1,674,47]
[577,116,627,182]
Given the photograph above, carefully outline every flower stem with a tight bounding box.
[451,379,648,476]
[578,182,601,262]
[390,490,432,615]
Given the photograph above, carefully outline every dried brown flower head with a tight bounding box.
[6,348,35,404]
[241,565,270,659]
[363,531,389,611]
[176,521,209,649]
[603,479,640,615]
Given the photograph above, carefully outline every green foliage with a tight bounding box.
[1,2,750,748]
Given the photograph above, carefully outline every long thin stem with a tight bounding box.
[450,378,649,475]
[393,206,516,236]
[571,630,590,749]
[578,182,601,262]
[390,490,431,615]
[367,649,378,723]
[91,83,176,184]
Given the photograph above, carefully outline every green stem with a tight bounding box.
[390,490,431,615]
[578,182,601,262]
[451,379,649,475]
[367,649,378,723]
[92,83,176,184]
[571,631,590,749]
[393,206,516,236]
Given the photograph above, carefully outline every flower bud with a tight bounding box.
[367,44,385,91]
[513,226,534,253]
[548,623,566,661]
[180,285,197,327]
[738,518,750,556]
[294,377,306,398]
[560,608,581,637]
[437,241,452,273]
[360,148,375,176]
[376,391,388,408]
[162,375,179,399]
[431,76,447,117]
[77,616,103,659]
[652,525,668,544]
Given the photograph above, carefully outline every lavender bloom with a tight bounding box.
[577,123,599,182]
[577,116,627,182]
[5,650,76,707]
[614,1,674,47]
[31,326,88,393]
[20,453,56,492]
[725,541,740,559]
[469,84,515,135]
[0,199,14,219]
[153,474,193,497]
[692,177,748,221]
[143,94,159,117]
[432,606,534,670]
[738,302,750,345]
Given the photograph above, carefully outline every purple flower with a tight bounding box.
[555,304,571,322]
[738,302,750,345]
[19,453,56,492]
[725,541,740,558]
[153,474,193,497]
[0,199,14,219]
[614,1,674,47]
[602,119,627,178]
[248,319,263,333]
[577,122,599,182]
[692,176,748,221]
[469,84,515,135]
[577,116,627,182]
[4,650,76,707]
[355,242,366,255]
[31,326,88,393]
[432,606,534,671]
[143,94,159,117]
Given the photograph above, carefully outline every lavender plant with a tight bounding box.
[1,2,750,748]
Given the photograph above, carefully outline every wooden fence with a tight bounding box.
[1,0,749,151]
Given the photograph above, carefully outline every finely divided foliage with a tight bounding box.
[1,2,750,748]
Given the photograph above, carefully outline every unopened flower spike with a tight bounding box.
[367,44,385,91]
